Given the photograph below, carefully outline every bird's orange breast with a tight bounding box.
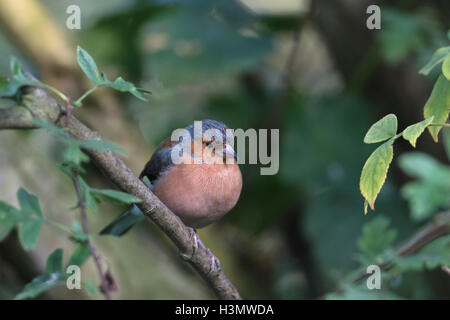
[152,159,242,228]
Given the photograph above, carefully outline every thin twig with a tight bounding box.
[63,95,113,300]
[353,211,450,284]
[71,170,112,300]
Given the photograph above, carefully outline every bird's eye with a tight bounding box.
[205,141,212,147]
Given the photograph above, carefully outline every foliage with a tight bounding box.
[360,39,450,214]
[0,47,147,299]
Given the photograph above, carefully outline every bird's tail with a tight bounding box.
[99,204,145,237]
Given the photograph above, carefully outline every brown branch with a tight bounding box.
[0,85,241,300]
[72,171,113,300]
[353,211,450,284]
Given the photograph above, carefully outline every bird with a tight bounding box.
[100,119,242,237]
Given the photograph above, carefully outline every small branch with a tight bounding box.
[354,211,450,284]
[0,84,241,299]
[320,211,450,298]
[72,170,112,300]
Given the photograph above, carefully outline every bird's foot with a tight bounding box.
[179,227,202,261]
[207,249,221,275]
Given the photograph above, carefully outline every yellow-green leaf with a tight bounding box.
[402,117,434,147]
[360,140,394,212]
[363,114,398,144]
[419,47,450,76]
[424,75,450,142]
[443,53,450,80]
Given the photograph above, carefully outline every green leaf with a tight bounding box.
[393,236,450,271]
[357,216,397,259]
[17,188,43,218]
[444,127,450,161]
[85,280,99,296]
[77,46,101,84]
[99,204,144,237]
[363,114,398,144]
[360,140,394,211]
[424,75,450,142]
[402,117,434,147]
[78,177,98,214]
[70,220,89,242]
[327,283,402,300]
[32,119,68,137]
[15,249,65,300]
[398,152,450,221]
[90,189,141,204]
[67,243,91,268]
[443,52,450,80]
[401,181,450,222]
[419,46,450,76]
[14,273,65,300]
[0,201,21,241]
[63,143,89,165]
[102,76,149,101]
[0,57,48,98]
[398,152,446,180]
[18,220,43,250]
[10,57,24,76]
[45,248,63,274]
[78,139,126,155]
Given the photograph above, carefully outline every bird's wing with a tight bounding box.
[139,136,174,184]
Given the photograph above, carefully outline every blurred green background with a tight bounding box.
[0,0,449,299]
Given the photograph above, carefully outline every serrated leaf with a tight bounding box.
[18,220,43,250]
[17,188,43,218]
[424,75,450,142]
[78,139,126,155]
[90,189,141,204]
[402,117,434,147]
[358,216,397,258]
[67,243,91,268]
[77,46,101,84]
[363,114,398,144]
[419,46,450,76]
[401,181,450,222]
[443,53,450,80]
[398,152,450,221]
[393,236,450,271]
[45,248,63,274]
[360,140,394,211]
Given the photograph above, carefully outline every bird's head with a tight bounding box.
[184,119,237,164]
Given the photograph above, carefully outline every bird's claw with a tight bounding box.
[207,248,221,275]
[179,227,202,260]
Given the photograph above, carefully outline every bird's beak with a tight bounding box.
[222,144,238,161]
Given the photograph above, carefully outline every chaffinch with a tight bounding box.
[100,119,242,236]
